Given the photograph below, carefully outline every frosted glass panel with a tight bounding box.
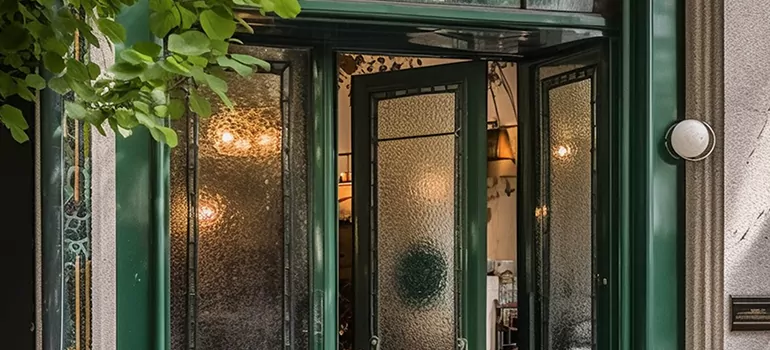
[170,46,309,350]
[377,93,455,139]
[377,135,456,350]
[528,0,593,11]
[547,77,594,349]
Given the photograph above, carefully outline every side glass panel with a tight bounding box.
[375,92,458,350]
[170,46,310,350]
[537,66,596,349]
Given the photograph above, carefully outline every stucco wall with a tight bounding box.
[724,1,770,348]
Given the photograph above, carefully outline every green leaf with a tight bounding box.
[272,0,301,18]
[228,38,245,45]
[121,49,154,65]
[217,56,252,76]
[177,5,197,30]
[151,87,167,105]
[43,52,65,73]
[66,59,91,81]
[149,9,181,38]
[187,55,209,67]
[15,80,35,101]
[168,31,210,56]
[169,98,186,119]
[0,23,31,50]
[41,37,69,56]
[25,74,46,90]
[156,126,178,147]
[0,104,29,130]
[110,62,146,80]
[134,42,162,58]
[48,76,70,94]
[210,40,229,56]
[115,109,139,128]
[199,9,236,41]
[75,21,100,48]
[149,0,173,12]
[141,64,167,82]
[230,54,271,71]
[159,57,191,76]
[133,101,151,114]
[189,90,211,117]
[68,80,97,101]
[10,126,29,143]
[154,105,169,117]
[88,63,101,79]
[0,72,16,98]
[97,18,126,43]
[235,15,254,34]
[64,101,88,120]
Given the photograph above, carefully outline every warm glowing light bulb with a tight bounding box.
[555,145,570,158]
[199,205,217,222]
[257,134,275,146]
[221,131,234,143]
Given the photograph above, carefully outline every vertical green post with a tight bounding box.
[464,62,488,350]
[310,44,338,350]
[115,1,169,349]
[624,0,683,348]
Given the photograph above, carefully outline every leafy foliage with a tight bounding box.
[0,0,301,146]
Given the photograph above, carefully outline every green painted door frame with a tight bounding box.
[622,0,684,349]
[115,1,170,349]
[111,0,683,349]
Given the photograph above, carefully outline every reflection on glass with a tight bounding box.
[375,94,457,350]
[547,76,593,349]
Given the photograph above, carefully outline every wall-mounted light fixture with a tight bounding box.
[665,119,716,161]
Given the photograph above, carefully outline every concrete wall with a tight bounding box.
[724,1,770,348]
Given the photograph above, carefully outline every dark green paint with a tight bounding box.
[464,62,488,350]
[623,0,683,348]
[350,61,486,349]
[116,1,168,349]
[310,45,338,350]
[299,0,609,30]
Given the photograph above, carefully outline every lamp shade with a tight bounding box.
[488,128,514,161]
[487,128,516,177]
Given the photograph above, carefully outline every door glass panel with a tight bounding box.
[378,93,455,139]
[170,46,310,350]
[374,92,458,350]
[527,0,593,12]
[539,66,596,350]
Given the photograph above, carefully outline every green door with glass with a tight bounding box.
[351,61,487,350]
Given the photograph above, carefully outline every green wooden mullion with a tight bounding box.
[154,122,171,350]
[310,44,338,350]
[623,0,683,348]
[464,62,488,350]
[115,1,165,349]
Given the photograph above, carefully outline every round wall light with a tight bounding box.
[665,119,715,161]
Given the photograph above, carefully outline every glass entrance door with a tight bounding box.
[351,61,488,350]
[518,40,610,350]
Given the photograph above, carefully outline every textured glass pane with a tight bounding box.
[547,78,593,349]
[528,0,593,12]
[170,46,309,350]
[378,93,455,139]
[377,135,456,350]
